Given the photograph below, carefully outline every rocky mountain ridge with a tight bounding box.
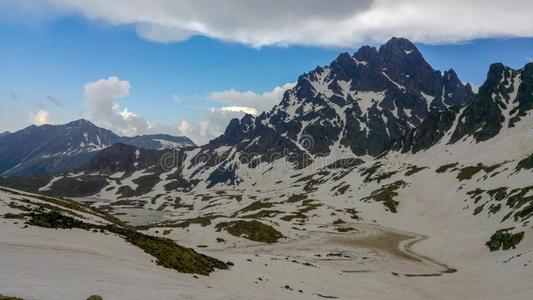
[0,119,195,176]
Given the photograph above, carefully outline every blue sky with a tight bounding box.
[1,2,533,144]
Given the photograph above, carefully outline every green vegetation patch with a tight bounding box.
[116,186,136,198]
[435,162,458,173]
[241,210,284,219]
[295,171,330,192]
[3,213,26,219]
[235,200,274,215]
[28,211,87,229]
[456,163,502,181]
[362,165,398,183]
[286,193,308,203]
[117,173,161,198]
[26,211,228,275]
[457,164,484,181]
[132,174,160,195]
[1,187,126,226]
[215,220,283,243]
[337,184,350,195]
[344,208,360,220]
[504,186,533,222]
[404,165,428,176]
[486,187,508,201]
[325,158,364,169]
[361,181,406,213]
[486,228,524,251]
[153,214,225,229]
[281,199,322,222]
[48,176,108,197]
[360,163,399,183]
[465,185,533,224]
[0,294,24,300]
[122,228,228,275]
[516,153,533,171]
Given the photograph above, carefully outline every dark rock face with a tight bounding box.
[449,63,526,143]
[191,114,312,173]
[190,38,533,186]
[6,38,533,193]
[510,62,533,127]
[395,107,458,154]
[265,37,473,157]
[396,61,533,153]
[192,37,474,179]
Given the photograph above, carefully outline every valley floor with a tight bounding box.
[1,111,532,299]
[1,211,531,300]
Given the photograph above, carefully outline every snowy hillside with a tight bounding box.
[1,38,532,299]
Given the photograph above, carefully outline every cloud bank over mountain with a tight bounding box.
[4,0,533,47]
[80,76,291,145]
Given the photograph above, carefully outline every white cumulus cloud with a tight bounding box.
[172,83,297,144]
[29,109,51,125]
[218,106,258,116]
[83,76,150,136]
[80,76,283,144]
[208,82,295,114]
[4,0,533,47]
[178,108,253,145]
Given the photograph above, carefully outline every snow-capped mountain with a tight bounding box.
[397,61,533,153]
[190,38,474,177]
[1,37,532,299]
[6,37,531,194]
[0,119,195,176]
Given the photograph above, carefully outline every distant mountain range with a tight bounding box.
[0,119,195,176]
[1,37,531,299]
[5,37,531,195]
[1,37,532,266]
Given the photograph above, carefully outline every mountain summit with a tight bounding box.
[193,37,475,175]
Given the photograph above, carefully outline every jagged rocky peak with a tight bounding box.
[450,61,532,143]
[276,37,474,154]
[195,37,478,168]
[477,63,518,100]
[398,61,533,154]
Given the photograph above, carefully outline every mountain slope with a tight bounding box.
[1,37,532,299]
[189,37,474,178]
[0,119,195,176]
[0,119,119,176]
[120,134,196,150]
[397,62,533,153]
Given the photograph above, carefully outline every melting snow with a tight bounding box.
[382,72,406,91]
[354,91,385,114]
[308,68,334,98]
